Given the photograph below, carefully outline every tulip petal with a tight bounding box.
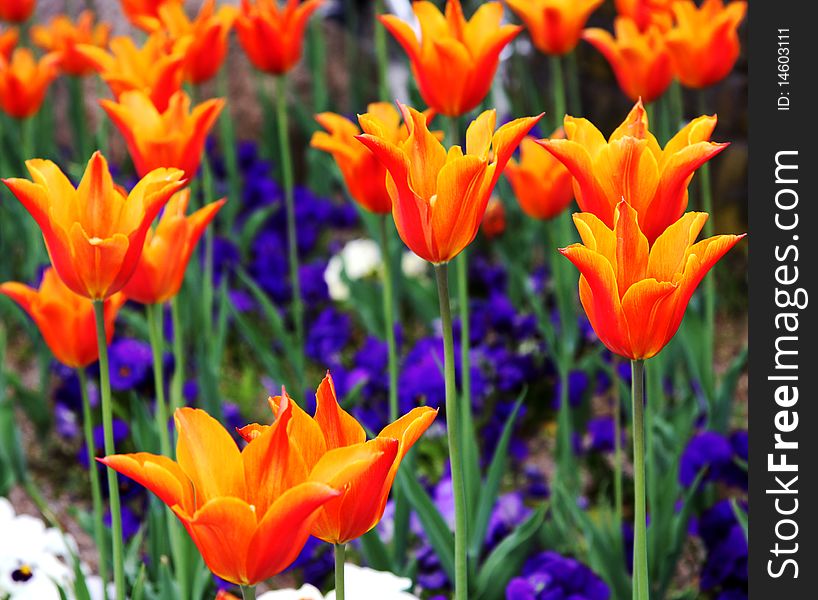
[613,202,649,293]
[100,452,195,515]
[314,373,366,449]
[174,407,246,505]
[246,482,340,584]
[620,278,678,359]
[647,211,709,281]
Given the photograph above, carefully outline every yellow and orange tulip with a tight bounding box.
[506,0,604,56]
[0,0,34,23]
[30,10,110,76]
[76,33,188,111]
[538,100,726,243]
[583,18,673,103]
[0,26,17,60]
[142,0,237,84]
[120,0,182,30]
[505,133,574,221]
[380,0,520,117]
[614,0,675,32]
[560,201,743,360]
[665,0,746,89]
[236,0,324,75]
[311,102,433,215]
[238,373,437,545]
[100,90,224,180]
[0,268,125,369]
[122,191,224,305]
[357,104,540,264]
[100,402,362,586]
[2,152,186,300]
[0,48,59,119]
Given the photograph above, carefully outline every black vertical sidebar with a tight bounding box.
[748,1,818,597]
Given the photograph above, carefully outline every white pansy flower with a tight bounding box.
[400,251,427,279]
[324,239,383,302]
[0,498,72,600]
[258,564,419,600]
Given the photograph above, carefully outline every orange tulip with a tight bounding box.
[0,268,125,369]
[120,0,182,30]
[0,26,17,60]
[614,0,676,32]
[122,191,224,305]
[235,0,324,75]
[99,401,378,585]
[505,133,574,221]
[481,197,506,239]
[311,102,435,215]
[561,201,743,360]
[665,0,746,88]
[238,373,437,545]
[506,0,604,56]
[2,152,186,300]
[0,48,59,119]
[30,11,110,76]
[357,103,541,264]
[583,18,673,103]
[380,0,520,117]
[141,0,238,84]
[76,33,188,111]
[100,90,224,180]
[0,0,34,23]
[538,100,727,243]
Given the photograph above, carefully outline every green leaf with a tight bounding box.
[396,469,455,581]
[469,393,525,560]
[359,528,395,573]
[474,505,547,600]
[131,564,147,600]
[731,499,749,543]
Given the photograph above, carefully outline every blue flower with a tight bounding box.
[507,551,610,600]
[698,500,748,595]
[305,307,351,363]
[586,416,623,454]
[678,431,734,488]
[485,492,532,550]
[553,370,590,409]
[107,338,153,391]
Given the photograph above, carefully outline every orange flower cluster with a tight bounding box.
[561,202,743,360]
[0,47,58,118]
[505,132,574,221]
[236,0,324,75]
[31,10,110,76]
[102,374,435,585]
[357,103,541,263]
[586,0,746,100]
[100,90,224,180]
[0,0,34,23]
[506,0,604,56]
[0,268,124,369]
[140,0,238,85]
[380,0,520,117]
[539,101,726,243]
[2,152,186,300]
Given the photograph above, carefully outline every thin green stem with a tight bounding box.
[169,296,184,415]
[216,71,242,231]
[613,363,623,527]
[434,264,468,600]
[77,367,109,597]
[146,304,171,457]
[550,56,567,131]
[631,359,649,600]
[93,301,125,600]
[379,216,399,421]
[275,75,305,393]
[335,543,346,600]
[240,585,256,600]
[374,0,390,100]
